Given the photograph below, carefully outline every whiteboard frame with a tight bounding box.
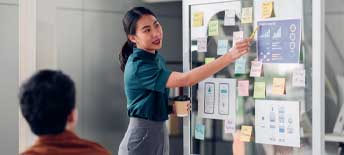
[183,0,325,154]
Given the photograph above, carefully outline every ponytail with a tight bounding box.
[119,7,156,72]
[119,40,134,72]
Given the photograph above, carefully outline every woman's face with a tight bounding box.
[129,15,163,53]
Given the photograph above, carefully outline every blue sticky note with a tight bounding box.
[195,124,205,140]
[217,40,229,55]
[235,57,247,74]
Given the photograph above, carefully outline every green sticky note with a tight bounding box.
[208,20,219,36]
[205,57,215,64]
[195,124,205,140]
[254,81,266,98]
[235,57,246,74]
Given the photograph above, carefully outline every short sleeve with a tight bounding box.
[134,60,171,93]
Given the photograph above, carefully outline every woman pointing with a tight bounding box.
[118,7,251,155]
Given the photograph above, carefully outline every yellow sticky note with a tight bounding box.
[240,125,252,142]
[193,12,204,27]
[262,1,275,19]
[208,20,219,36]
[254,81,265,98]
[205,57,215,64]
[241,7,253,24]
[272,78,286,95]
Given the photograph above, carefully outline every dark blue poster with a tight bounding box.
[257,19,301,63]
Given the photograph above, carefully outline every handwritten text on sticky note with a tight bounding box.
[240,125,253,142]
[241,7,253,24]
[238,80,249,96]
[193,12,204,27]
[197,37,207,52]
[262,1,275,19]
[272,78,286,95]
[195,124,205,140]
[233,31,244,47]
[254,81,266,98]
[224,118,236,133]
[235,57,247,74]
[224,9,236,26]
[217,40,229,55]
[292,69,305,87]
[250,61,263,77]
[208,20,219,36]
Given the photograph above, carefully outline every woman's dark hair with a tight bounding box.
[119,7,156,72]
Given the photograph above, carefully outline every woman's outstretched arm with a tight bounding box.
[166,38,251,88]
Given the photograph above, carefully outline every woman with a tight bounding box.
[118,7,251,155]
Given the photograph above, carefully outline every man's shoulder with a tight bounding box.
[20,137,111,155]
[76,137,111,155]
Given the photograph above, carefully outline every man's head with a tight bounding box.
[19,70,76,135]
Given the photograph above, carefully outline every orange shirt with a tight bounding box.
[21,130,111,155]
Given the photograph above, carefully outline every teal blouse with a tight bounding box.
[124,48,172,121]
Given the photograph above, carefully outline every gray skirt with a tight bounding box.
[118,118,169,155]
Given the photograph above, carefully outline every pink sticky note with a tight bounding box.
[250,61,263,77]
[238,80,249,96]
[224,118,236,133]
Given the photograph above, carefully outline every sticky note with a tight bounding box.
[233,31,244,47]
[197,37,207,52]
[254,81,266,98]
[193,12,204,27]
[272,78,286,95]
[195,124,205,140]
[241,7,253,24]
[235,57,246,74]
[224,118,235,133]
[240,125,252,142]
[208,20,219,36]
[224,9,236,26]
[205,57,215,64]
[217,40,229,55]
[262,1,275,19]
[250,61,263,77]
[238,80,249,96]
[292,69,305,87]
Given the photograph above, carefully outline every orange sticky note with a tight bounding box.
[272,78,286,95]
[238,80,249,96]
[240,125,252,142]
[262,1,275,19]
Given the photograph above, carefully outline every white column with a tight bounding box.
[312,0,325,154]
[19,0,37,152]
